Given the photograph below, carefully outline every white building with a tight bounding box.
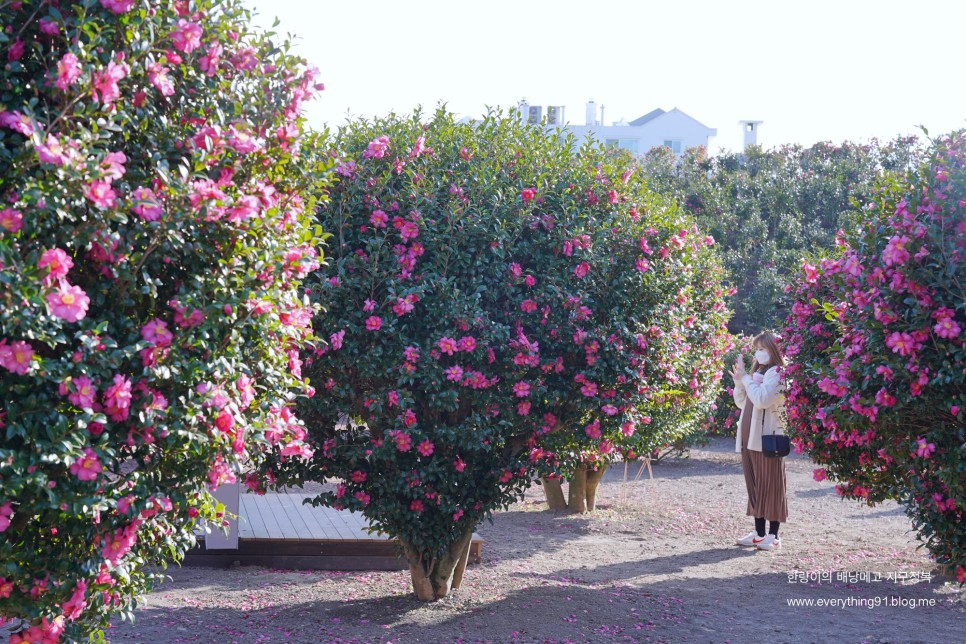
[519,99,717,155]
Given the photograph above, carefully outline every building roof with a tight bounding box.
[629,108,666,127]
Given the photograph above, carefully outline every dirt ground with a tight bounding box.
[107,437,965,643]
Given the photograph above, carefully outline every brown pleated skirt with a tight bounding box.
[740,399,788,522]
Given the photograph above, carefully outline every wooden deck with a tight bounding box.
[185,490,483,571]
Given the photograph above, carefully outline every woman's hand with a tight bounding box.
[730,357,746,382]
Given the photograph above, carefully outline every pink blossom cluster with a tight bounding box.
[782,135,965,573]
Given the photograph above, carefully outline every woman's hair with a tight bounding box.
[751,331,785,371]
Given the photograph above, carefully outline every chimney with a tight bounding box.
[518,98,529,123]
[739,120,763,150]
[547,105,565,125]
[585,100,596,127]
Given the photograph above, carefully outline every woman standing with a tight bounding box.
[731,331,788,551]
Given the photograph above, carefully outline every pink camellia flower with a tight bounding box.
[47,283,90,323]
[513,381,531,397]
[131,186,163,221]
[620,421,635,436]
[952,406,961,416]
[370,209,388,228]
[91,59,129,106]
[393,295,415,316]
[585,419,601,438]
[101,522,140,565]
[38,249,73,284]
[933,315,961,340]
[0,110,33,136]
[84,180,117,209]
[36,135,71,166]
[409,135,430,158]
[100,0,136,13]
[874,388,896,407]
[65,376,97,409]
[69,447,102,481]
[517,401,531,416]
[236,374,256,408]
[913,438,935,459]
[403,346,420,362]
[170,19,203,53]
[141,319,173,347]
[231,46,258,71]
[0,501,13,532]
[573,261,590,278]
[55,52,82,91]
[580,381,598,397]
[416,440,434,457]
[0,340,34,375]
[410,500,424,513]
[392,430,412,452]
[39,18,60,35]
[520,299,537,313]
[362,298,376,312]
[214,411,234,436]
[884,331,916,357]
[437,336,458,356]
[454,457,466,472]
[601,404,618,416]
[881,234,911,266]
[521,188,536,203]
[354,491,370,506]
[364,315,382,331]
[147,62,175,96]
[198,42,223,76]
[812,468,827,482]
[7,39,24,62]
[401,409,417,428]
[802,262,818,283]
[399,221,419,241]
[100,151,126,180]
[329,329,345,350]
[363,135,390,159]
[452,508,464,522]
[61,579,88,621]
[444,365,463,382]
[0,208,23,233]
[103,374,133,421]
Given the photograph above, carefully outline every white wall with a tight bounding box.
[563,109,716,154]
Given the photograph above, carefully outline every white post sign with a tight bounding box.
[205,481,240,550]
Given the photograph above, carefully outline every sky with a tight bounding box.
[246,0,966,154]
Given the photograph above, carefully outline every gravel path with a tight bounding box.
[108,438,965,643]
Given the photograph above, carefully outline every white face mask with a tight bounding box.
[754,349,771,365]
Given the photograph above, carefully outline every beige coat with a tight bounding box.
[733,366,785,453]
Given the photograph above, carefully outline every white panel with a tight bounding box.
[205,481,240,549]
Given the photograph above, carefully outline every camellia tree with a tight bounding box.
[639,138,922,334]
[0,0,328,640]
[782,131,965,584]
[260,110,729,600]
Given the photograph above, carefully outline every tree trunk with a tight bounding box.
[401,526,475,601]
[451,534,473,590]
[541,477,568,510]
[567,464,588,514]
[585,463,608,511]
